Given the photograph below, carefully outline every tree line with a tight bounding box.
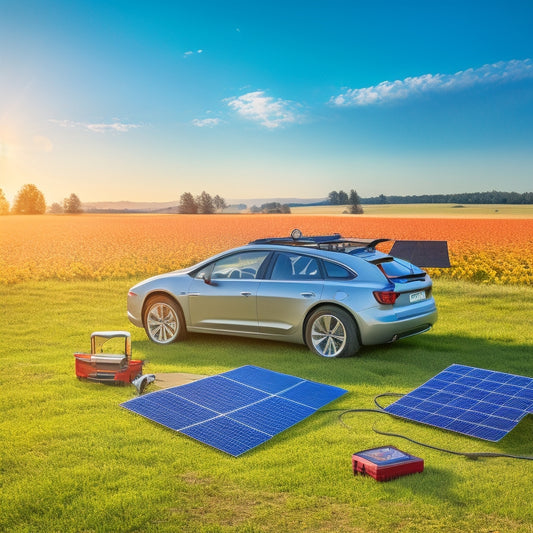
[362,191,533,205]
[4,183,532,217]
[250,202,291,214]
[328,189,364,214]
[178,191,227,214]
[0,184,230,216]
[0,184,83,215]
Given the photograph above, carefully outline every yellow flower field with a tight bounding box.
[1,214,532,285]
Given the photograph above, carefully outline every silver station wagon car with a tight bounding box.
[127,230,438,358]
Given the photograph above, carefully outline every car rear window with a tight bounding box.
[376,258,425,280]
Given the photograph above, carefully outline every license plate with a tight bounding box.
[409,291,426,303]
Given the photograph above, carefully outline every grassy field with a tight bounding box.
[292,203,533,218]
[1,278,532,532]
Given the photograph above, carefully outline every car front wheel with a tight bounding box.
[305,306,360,358]
[143,295,186,344]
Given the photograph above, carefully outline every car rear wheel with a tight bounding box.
[305,306,360,358]
[143,295,186,344]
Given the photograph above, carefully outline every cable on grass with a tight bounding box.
[319,392,533,461]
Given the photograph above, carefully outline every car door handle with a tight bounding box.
[188,292,200,296]
[301,292,316,298]
[240,291,252,297]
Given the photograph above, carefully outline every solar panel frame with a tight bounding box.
[384,364,533,442]
[121,365,347,456]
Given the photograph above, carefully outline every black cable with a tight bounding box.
[319,393,533,461]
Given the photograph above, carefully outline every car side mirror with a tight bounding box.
[200,272,215,286]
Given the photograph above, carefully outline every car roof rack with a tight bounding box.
[249,230,390,253]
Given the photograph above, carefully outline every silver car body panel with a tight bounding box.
[187,277,261,333]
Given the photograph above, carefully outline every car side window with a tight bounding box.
[196,251,269,280]
[323,260,355,279]
[270,253,322,281]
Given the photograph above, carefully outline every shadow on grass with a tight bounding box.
[134,329,532,388]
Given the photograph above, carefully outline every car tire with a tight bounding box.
[305,306,360,358]
[143,295,186,345]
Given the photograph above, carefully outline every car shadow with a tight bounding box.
[134,330,532,384]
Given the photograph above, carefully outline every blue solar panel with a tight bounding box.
[384,364,533,441]
[121,365,346,456]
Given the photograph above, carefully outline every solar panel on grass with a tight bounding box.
[384,364,533,441]
[121,365,347,456]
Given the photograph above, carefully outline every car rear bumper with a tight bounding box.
[357,300,438,346]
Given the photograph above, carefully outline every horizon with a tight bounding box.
[2,1,533,205]
[80,189,533,210]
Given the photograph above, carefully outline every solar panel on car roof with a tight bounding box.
[384,364,533,441]
[121,365,347,456]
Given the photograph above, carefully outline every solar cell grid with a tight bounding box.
[384,364,533,441]
[121,365,346,456]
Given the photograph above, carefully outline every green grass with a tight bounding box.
[1,279,532,532]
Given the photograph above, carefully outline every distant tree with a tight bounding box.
[196,191,215,214]
[349,189,364,214]
[328,190,349,205]
[213,195,227,212]
[328,191,340,205]
[49,202,64,214]
[250,205,261,213]
[338,190,349,205]
[0,188,9,215]
[178,192,198,214]
[63,193,83,214]
[378,194,388,204]
[260,202,291,214]
[12,184,46,214]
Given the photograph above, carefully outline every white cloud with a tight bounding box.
[184,49,203,58]
[331,59,533,106]
[50,119,141,133]
[226,90,298,128]
[86,122,140,133]
[192,118,221,128]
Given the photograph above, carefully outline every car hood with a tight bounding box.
[129,267,191,290]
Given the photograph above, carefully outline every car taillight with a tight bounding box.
[373,290,399,305]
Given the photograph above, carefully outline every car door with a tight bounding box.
[256,252,324,336]
[187,250,270,334]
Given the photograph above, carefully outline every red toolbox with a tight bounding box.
[352,446,424,481]
[75,331,144,385]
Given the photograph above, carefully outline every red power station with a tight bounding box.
[352,446,424,481]
[74,331,144,385]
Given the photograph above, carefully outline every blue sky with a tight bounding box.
[1,0,533,204]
